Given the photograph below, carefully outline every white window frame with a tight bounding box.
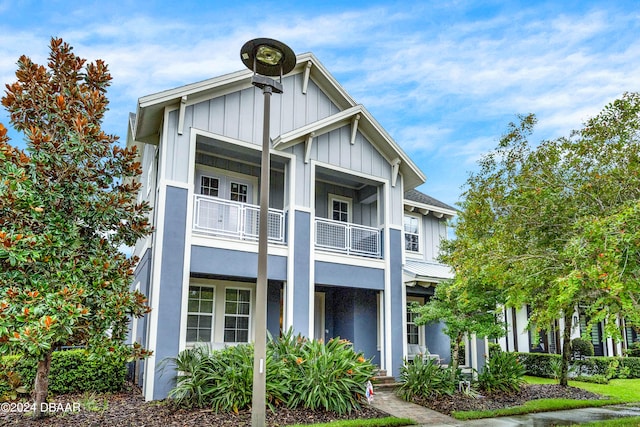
[404,214,422,255]
[186,284,216,344]
[195,166,258,204]
[223,287,252,344]
[329,194,352,223]
[406,296,425,347]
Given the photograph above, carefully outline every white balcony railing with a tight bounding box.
[315,218,381,258]
[193,194,285,244]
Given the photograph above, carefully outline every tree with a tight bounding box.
[0,38,152,417]
[448,93,640,385]
[411,276,505,380]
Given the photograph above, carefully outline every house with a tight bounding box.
[498,306,637,357]
[126,52,459,401]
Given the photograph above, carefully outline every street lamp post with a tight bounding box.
[240,38,296,427]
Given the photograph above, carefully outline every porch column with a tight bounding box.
[291,210,312,336]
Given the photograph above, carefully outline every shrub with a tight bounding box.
[0,350,126,395]
[625,342,640,357]
[166,330,377,414]
[515,352,561,378]
[488,343,502,359]
[284,336,376,414]
[477,351,526,393]
[573,374,609,384]
[571,338,594,359]
[396,357,456,401]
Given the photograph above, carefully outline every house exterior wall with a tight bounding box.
[149,185,188,400]
[130,55,440,400]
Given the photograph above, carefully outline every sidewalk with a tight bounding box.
[370,389,463,426]
[370,388,640,427]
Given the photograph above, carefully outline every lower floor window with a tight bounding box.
[224,288,251,343]
[186,283,252,344]
[187,285,215,342]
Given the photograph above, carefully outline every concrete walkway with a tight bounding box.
[370,388,640,427]
[370,389,463,426]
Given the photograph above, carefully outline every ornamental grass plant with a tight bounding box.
[165,329,376,414]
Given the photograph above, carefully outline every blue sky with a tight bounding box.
[2,0,639,208]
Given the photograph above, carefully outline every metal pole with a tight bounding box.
[251,84,272,427]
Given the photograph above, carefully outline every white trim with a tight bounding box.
[314,251,385,269]
[302,61,312,95]
[285,157,297,331]
[401,281,408,362]
[406,296,426,347]
[328,193,352,223]
[177,96,187,135]
[157,179,190,190]
[130,281,141,346]
[403,213,422,256]
[186,278,255,345]
[142,108,174,401]
[195,165,258,205]
[309,162,317,339]
[383,179,393,374]
[178,128,198,354]
[190,234,289,257]
[350,114,360,145]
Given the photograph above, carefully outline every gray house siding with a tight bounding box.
[190,246,287,281]
[327,287,380,365]
[423,215,447,261]
[389,228,404,377]
[131,247,152,387]
[315,262,384,290]
[153,185,188,400]
[292,210,311,335]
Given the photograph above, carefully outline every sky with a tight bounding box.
[2,0,639,208]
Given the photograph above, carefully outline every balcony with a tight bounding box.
[315,218,381,258]
[193,194,285,244]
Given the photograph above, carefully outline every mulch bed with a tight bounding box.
[413,383,603,415]
[0,383,389,427]
[0,383,604,426]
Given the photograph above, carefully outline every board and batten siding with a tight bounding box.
[161,72,406,228]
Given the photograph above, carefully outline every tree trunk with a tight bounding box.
[33,351,52,419]
[450,332,463,382]
[560,316,572,387]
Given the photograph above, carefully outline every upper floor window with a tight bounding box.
[404,215,420,253]
[200,176,220,197]
[230,182,248,203]
[330,194,351,223]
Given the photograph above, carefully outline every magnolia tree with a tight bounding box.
[448,93,640,385]
[0,38,152,417]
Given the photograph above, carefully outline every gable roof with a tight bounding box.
[404,189,456,219]
[130,52,426,190]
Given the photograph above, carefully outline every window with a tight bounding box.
[224,288,251,343]
[329,195,351,223]
[406,309,419,345]
[230,182,248,202]
[200,176,219,196]
[186,286,215,342]
[404,215,420,252]
[406,297,424,346]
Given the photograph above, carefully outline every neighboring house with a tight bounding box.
[498,306,638,357]
[126,52,459,401]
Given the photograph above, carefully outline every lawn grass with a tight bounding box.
[577,416,640,426]
[451,377,640,421]
[286,417,416,427]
